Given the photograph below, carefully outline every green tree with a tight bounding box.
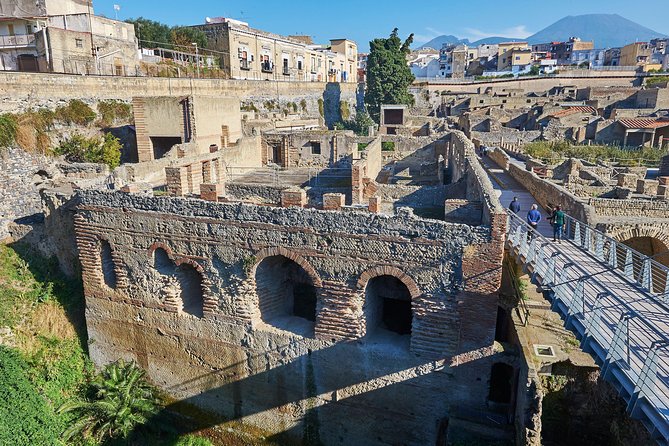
[335,110,376,136]
[170,27,207,51]
[59,359,159,443]
[126,17,172,48]
[365,29,415,122]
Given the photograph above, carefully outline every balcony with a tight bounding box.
[282,67,290,75]
[239,59,250,71]
[0,34,36,49]
[261,61,274,73]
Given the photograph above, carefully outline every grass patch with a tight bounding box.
[524,140,665,167]
[0,113,18,151]
[381,141,395,151]
[647,75,669,87]
[55,99,97,126]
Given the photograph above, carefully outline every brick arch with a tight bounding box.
[357,266,421,299]
[147,242,176,260]
[174,257,205,273]
[607,225,669,249]
[252,247,323,287]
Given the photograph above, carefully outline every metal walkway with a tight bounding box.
[481,155,669,444]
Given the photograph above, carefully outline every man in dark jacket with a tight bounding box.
[509,197,521,214]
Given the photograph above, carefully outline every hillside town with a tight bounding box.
[1,1,669,446]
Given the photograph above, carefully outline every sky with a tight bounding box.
[94,0,669,50]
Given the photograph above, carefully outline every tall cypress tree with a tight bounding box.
[365,29,415,123]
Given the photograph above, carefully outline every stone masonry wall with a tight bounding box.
[0,146,51,240]
[73,189,504,445]
[588,198,669,218]
[0,72,357,119]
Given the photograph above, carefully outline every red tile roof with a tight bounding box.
[618,118,669,129]
[549,106,597,118]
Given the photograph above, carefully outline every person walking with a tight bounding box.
[526,204,542,239]
[552,205,566,243]
[509,197,521,214]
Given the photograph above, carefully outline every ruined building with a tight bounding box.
[71,94,512,444]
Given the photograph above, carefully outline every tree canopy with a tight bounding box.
[364,29,416,122]
[126,18,207,50]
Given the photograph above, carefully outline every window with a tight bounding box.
[26,24,33,34]
[310,142,321,155]
[75,38,83,48]
[7,24,14,36]
[297,59,303,70]
[515,56,521,61]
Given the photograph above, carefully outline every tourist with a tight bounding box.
[526,204,542,238]
[552,206,566,243]
[509,197,521,214]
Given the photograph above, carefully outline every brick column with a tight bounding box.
[368,196,380,213]
[165,166,188,196]
[281,189,307,208]
[202,161,213,184]
[132,98,153,162]
[187,163,203,195]
[323,193,345,211]
[200,183,223,202]
[351,164,364,204]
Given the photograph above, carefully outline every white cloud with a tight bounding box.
[413,26,449,44]
[464,25,532,41]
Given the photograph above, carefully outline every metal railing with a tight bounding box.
[506,211,669,441]
[562,215,669,297]
[0,34,35,48]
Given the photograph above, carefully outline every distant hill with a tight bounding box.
[415,14,667,50]
[527,14,667,48]
[418,35,508,50]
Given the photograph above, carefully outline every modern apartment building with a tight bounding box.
[193,17,357,83]
[0,0,138,74]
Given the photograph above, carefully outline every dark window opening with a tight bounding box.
[310,142,321,155]
[176,264,204,318]
[364,275,412,337]
[488,363,515,404]
[100,240,117,289]
[255,255,318,335]
[495,306,512,342]
[383,109,404,125]
[151,136,182,160]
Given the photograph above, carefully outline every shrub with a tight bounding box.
[174,435,214,446]
[339,101,351,121]
[647,75,669,87]
[55,99,97,126]
[300,99,308,111]
[59,359,160,443]
[54,132,122,169]
[0,113,18,149]
[0,346,61,446]
[524,141,665,167]
[334,111,375,136]
[382,141,395,151]
[97,100,133,128]
[317,98,324,117]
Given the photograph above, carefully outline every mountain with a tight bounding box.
[526,14,667,48]
[415,14,667,51]
[417,35,469,50]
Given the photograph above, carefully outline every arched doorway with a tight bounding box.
[622,237,669,268]
[255,255,318,335]
[364,275,413,339]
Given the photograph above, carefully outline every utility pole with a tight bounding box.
[193,42,200,79]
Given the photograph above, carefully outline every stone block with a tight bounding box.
[323,193,345,211]
[658,185,669,198]
[120,184,139,194]
[200,183,224,202]
[617,173,638,188]
[658,176,669,186]
[636,179,659,196]
[368,196,380,214]
[280,189,306,208]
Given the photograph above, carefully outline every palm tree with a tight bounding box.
[59,359,160,443]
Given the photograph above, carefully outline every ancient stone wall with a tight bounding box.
[588,198,669,218]
[0,72,358,118]
[0,147,51,240]
[73,187,505,445]
[506,164,596,223]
